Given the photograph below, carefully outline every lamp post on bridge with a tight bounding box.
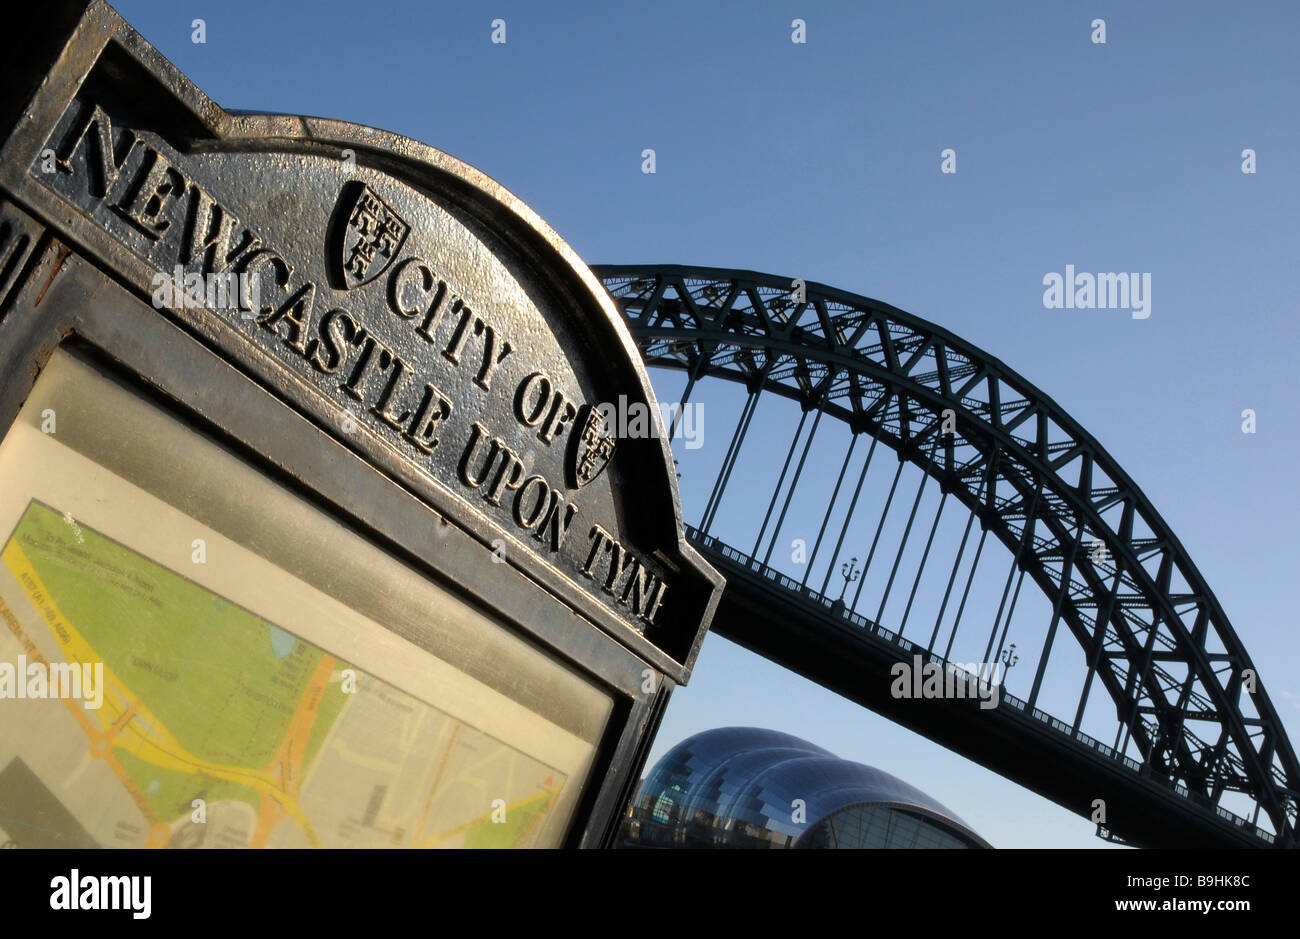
[838,558,860,601]
[832,557,860,615]
[999,643,1019,687]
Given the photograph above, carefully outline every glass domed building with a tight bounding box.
[622,727,989,849]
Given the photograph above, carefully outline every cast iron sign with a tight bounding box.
[0,0,721,849]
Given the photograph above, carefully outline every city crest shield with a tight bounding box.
[332,182,409,289]
[568,404,617,490]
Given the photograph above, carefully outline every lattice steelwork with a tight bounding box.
[595,264,1298,847]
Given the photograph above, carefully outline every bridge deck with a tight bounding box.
[688,526,1275,848]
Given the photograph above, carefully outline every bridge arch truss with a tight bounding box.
[595,264,1298,847]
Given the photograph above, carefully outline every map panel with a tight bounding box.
[0,501,565,848]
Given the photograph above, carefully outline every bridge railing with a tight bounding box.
[684,524,1275,845]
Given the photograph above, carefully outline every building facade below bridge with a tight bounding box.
[621,726,990,848]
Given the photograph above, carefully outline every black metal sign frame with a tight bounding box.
[0,0,721,848]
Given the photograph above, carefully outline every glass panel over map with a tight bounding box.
[0,350,611,848]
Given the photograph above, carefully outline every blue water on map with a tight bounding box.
[268,624,297,659]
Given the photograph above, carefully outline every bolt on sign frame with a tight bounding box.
[0,0,721,849]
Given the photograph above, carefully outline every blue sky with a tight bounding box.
[112,0,1300,847]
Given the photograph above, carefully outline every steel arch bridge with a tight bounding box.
[594,264,1299,848]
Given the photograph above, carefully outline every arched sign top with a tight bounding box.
[0,0,721,678]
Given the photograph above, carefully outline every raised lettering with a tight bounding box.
[310,308,358,374]
[583,524,613,577]
[402,383,453,453]
[515,371,551,427]
[340,332,392,402]
[513,475,551,529]
[236,250,292,318]
[442,302,474,365]
[54,103,136,198]
[535,492,578,552]
[114,148,185,239]
[641,579,669,625]
[602,540,631,594]
[258,283,315,355]
[460,422,499,488]
[485,447,526,506]
[184,185,261,274]
[539,392,577,445]
[473,319,512,391]
[372,355,415,429]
